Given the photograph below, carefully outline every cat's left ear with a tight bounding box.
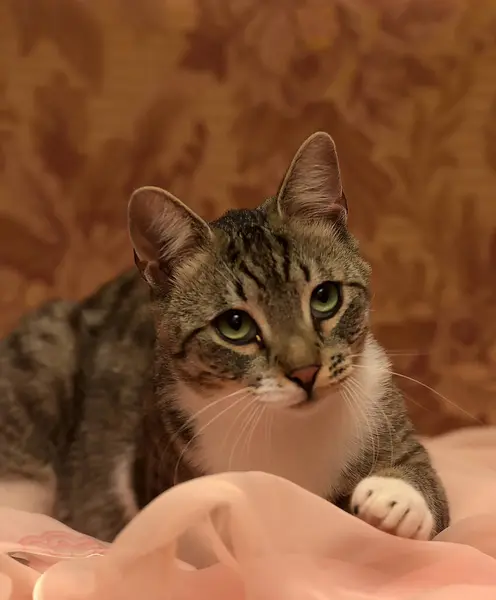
[276,131,347,225]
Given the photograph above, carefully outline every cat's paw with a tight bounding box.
[350,476,434,540]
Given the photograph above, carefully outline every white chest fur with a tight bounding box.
[194,395,355,496]
[178,336,390,498]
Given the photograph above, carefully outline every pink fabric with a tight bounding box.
[1,427,496,599]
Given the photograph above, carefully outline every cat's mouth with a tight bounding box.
[291,395,319,409]
[290,373,351,410]
[287,387,326,410]
[254,369,352,410]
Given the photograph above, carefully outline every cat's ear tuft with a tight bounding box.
[276,132,347,224]
[128,186,212,286]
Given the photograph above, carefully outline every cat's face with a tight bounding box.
[129,132,373,411]
[160,209,370,409]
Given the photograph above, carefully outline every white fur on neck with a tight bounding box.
[179,334,390,498]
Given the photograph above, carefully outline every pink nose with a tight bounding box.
[288,365,320,395]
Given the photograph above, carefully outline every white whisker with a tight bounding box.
[173,392,249,484]
[264,407,274,459]
[228,399,258,471]
[352,363,481,424]
[220,391,256,451]
[351,351,428,359]
[340,385,363,460]
[239,402,260,460]
[351,374,394,468]
[344,377,379,477]
[167,387,251,451]
[245,405,265,459]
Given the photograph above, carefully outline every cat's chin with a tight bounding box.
[289,396,321,410]
[289,387,341,412]
[258,387,335,412]
[255,388,307,409]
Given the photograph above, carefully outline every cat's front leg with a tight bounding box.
[349,444,450,540]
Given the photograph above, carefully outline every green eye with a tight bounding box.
[214,310,258,345]
[310,281,342,319]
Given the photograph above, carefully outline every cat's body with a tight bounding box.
[0,133,450,542]
[0,272,152,537]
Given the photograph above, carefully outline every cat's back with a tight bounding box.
[0,269,154,453]
[76,269,156,411]
[0,269,154,533]
[79,269,153,350]
[2,268,153,369]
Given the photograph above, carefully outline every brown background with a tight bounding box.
[0,0,495,434]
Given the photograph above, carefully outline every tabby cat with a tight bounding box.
[0,132,449,542]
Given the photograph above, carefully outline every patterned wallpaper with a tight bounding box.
[0,0,495,433]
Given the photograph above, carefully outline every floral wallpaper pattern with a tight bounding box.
[0,0,495,434]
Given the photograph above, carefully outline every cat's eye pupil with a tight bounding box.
[228,312,243,331]
[315,286,329,303]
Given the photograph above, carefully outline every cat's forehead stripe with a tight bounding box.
[238,260,267,291]
[235,232,293,290]
[211,206,368,304]
[218,220,297,290]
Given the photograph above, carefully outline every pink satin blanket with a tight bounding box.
[1,426,496,599]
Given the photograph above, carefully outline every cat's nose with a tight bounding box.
[288,365,320,396]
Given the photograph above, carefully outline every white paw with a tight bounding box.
[350,476,434,540]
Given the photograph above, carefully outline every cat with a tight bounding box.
[0,132,449,542]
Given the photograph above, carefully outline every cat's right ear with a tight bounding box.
[128,186,213,287]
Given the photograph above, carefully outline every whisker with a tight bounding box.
[238,401,260,460]
[344,377,380,477]
[263,405,270,446]
[340,384,363,460]
[160,388,252,482]
[402,389,430,412]
[245,405,265,459]
[166,387,252,451]
[240,405,259,460]
[228,400,258,470]
[350,351,429,359]
[221,391,256,454]
[341,381,366,463]
[264,407,275,458]
[173,393,249,484]
[352,363,482,424]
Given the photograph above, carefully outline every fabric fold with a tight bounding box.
[1,427,495,599]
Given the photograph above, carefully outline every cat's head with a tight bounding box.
[129,132,383,411]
